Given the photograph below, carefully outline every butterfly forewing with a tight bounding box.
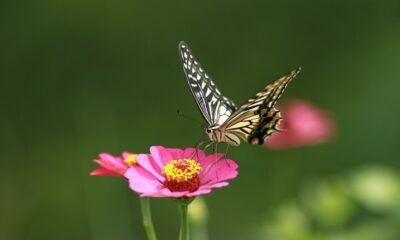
[179,42,237,126]
[222,68,301,144]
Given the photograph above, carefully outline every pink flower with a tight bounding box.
[125,146,238,198]
[90,152,139,177]
[265,100,335,150]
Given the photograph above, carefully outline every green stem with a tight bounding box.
[178,200,190,240]
[140,198,157,240]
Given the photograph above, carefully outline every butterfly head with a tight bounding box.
[205,124,220,141]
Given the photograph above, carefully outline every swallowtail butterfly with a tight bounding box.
[179,41,300,146]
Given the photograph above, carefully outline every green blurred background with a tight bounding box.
[1,0,400,239]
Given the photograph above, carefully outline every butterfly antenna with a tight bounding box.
[177,110,204,127]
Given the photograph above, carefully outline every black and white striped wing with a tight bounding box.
[222,68,301,145]
[179,41,236,126]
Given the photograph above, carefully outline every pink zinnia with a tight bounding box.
[125,146,238,198]
[265,100,335,150]
[91,152,138,177]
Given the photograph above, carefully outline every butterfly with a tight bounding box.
[179,41,300,146]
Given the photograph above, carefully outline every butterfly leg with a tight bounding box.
[190,140,213,164]
[222,144,234,170]
[200,142,226,183]
[212,142,218,154]
[224,144,230,158]
[187,135,210,161]
[203,143,233,183]
[195,141,206,150]
[202,141,215,152]
[212,142,221,180]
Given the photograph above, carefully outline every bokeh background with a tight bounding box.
[1,1,400,239]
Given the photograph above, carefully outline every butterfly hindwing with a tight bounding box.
[179,42,237,126]
[222,68,301,144]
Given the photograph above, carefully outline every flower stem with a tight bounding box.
[178,199,191,240]
[140,198,157,240]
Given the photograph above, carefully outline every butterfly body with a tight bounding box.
[179,41,300,147]
[206,125,241,146]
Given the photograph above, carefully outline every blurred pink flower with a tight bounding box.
[125,146,238,198]
[90,152,139,177]
[265,100,335,150]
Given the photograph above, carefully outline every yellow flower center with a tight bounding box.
[124,154,138,167]
[163,159,202,192]
[163,159,201,181]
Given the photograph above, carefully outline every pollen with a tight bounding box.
[163,159,202,192]
[124,154,138,167]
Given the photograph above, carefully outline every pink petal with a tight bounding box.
[93,153,128,176]
[125,167,162,194]
[199,153,224,175]
[135,154,165,182]
[90,168,123,177]
[183,148,206,161]
[159,188,190,198]
[205,181,229,188]
[167,148,185,159]
[98,153,124,166]
[185,182,229,197]
[150,146,175,168]
[140,188,191,198]
[139,192,167,197]
[122,152,134,159]
[201,159,238,185]
[186,188,212,197]
[94,159,126,175]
